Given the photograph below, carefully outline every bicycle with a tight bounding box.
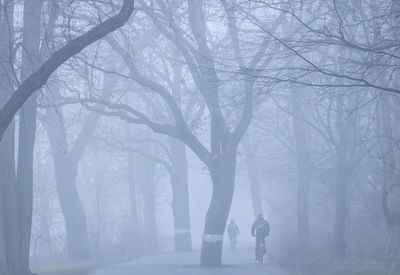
[256,242,265,264]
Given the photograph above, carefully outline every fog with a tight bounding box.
[0,0,400,275]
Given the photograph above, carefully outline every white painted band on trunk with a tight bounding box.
[175,229,191,235]
[203,234,224,243]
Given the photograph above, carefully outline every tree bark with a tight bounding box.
[242,135,263,219]
[333,159,348,259]
[169,137,192,252]
[0,118,17,275]
[128,153,141,251]
[139,156,158,249]
[93,162,106,251]
[333,95,350,259]
[200,151,237,266]
[379,94,395,227]
[54,155,91,259]
[0,1,20,274]
[16,1,43,273]
[0,123,18,273]
[388,226,400,271]
[378,94,400,269]
[290,89,311,255]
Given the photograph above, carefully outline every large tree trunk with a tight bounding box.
[333,95,350,259]
[36,175,52,256]
[200,152,236,266]
[0,1,20,274]
[387,226,400,270]
[0,133,12,274]
[128,154,139,231]
[52,155,91,259]
[242,135,263,219]
[380,94,395,225]
[44,110,91,260]
[0,120,17,275]
[139,156,158,249]
[16,1,43,273]
[169,138,192,252]
[0,123,18,275]
[290,89,311,255]
[93,162,106,251]
[128,153,141,252]
[333,159,348,259]
[379,94,400,270]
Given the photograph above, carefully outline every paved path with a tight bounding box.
[92,248,289,275]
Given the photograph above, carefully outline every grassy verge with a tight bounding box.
[31,254,141,275]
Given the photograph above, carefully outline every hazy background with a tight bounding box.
[0,0,399,274]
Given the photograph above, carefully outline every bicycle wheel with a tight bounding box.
[257,247,263,264]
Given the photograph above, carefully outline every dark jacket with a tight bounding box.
[251,218,270,238]
[227,222,240,237]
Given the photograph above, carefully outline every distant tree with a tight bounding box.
[0,1,135,273]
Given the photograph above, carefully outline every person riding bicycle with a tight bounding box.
[251,214,270,261]
[227,219,240,251]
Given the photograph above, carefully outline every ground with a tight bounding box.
[285,263,400,275]
[33,247,399,275]
[31,254,140,275]
[91,248,289,275]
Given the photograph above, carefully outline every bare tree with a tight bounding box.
[0,0,135,141]
[0,2,134,273]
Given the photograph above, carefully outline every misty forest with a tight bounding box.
[0,0,400,275]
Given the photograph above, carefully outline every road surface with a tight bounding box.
[92,248,289,275]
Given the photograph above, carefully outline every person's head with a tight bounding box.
[257,214,264,220]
